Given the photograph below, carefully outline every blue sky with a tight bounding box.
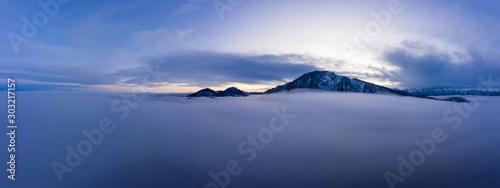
[1,0,500,92]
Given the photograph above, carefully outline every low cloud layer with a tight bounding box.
[2,51,319,91]
[2,91,500,188]
[120,51,318,87]
[384,41,500,88]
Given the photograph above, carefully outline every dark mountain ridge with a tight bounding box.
[187,70,469,102]
[186,87,249,98]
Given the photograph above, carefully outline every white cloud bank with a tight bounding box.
[1,91,500,187]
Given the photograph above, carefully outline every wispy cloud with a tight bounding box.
[169,0,211,17]
[133,28,195,43]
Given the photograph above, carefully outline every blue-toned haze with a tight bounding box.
[1,2,500,188]
[1,0,500,92]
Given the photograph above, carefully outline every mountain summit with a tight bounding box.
[264,70,468,102]
[265,71,403,94]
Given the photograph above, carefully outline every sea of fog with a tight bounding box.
[1,90,500,188]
